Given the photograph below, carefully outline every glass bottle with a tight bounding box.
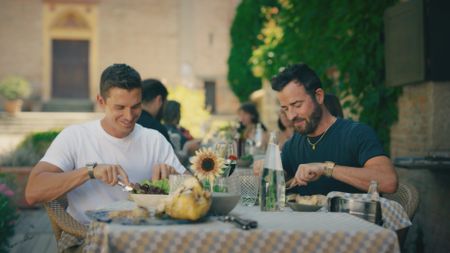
[368,180,380,202]
[260,131,285,211]
[254,123,263,149]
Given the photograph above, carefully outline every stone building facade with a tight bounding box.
[0,0,240,114]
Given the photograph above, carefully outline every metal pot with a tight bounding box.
[328,196,383,225]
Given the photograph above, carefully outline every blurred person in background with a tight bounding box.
[237,102,269,150]
[277,110,294,149]
[324,93,344,118]
[163,100,201,163]
[137,79,172,145]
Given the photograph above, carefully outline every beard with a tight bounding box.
[292,101,323,135]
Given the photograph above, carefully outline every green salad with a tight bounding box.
[132,178,169,195]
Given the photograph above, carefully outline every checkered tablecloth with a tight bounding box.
[83,202,399,253]
[327,191,412,231]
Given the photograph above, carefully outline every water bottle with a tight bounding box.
[260,131,285,211]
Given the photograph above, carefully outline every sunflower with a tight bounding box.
[190,148,224,190]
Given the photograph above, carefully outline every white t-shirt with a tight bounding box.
[41,120,185,224]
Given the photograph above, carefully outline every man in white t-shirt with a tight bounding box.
[25,64,185,224]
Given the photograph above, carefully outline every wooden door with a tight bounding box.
[52,40,89,98]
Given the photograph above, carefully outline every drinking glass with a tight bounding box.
[215,142,237,177]
[238,170,260,206]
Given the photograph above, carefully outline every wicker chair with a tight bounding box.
[384,181,419,219]
[384,181,419,250]
[43,196,87,250]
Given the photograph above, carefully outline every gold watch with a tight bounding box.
[86,162,97,179]
[323,161,335,177]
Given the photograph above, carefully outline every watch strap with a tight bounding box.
[324,161,335,177]
[86,162,97,179]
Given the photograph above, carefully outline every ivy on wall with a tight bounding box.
[227,0,279,102]
[247,0,402,151]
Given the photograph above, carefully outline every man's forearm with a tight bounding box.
[25,162,90,205]
[332,158,398,193]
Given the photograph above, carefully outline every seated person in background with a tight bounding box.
[256,63,397,195]
[324,93,344,118]
[137,78,173,145]
[237,102,269,150]
[163,100,201,162]
[277,110,294,149]
[25,64,185,226]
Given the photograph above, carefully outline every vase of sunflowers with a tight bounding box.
[190,147,241,215]
[190,148,225,192]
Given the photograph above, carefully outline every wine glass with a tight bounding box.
[215,142,237,177]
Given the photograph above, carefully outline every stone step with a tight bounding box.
[0,112,103,134]
[42,99,94,112]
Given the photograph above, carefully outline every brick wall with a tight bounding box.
[390,81,450,158]
[0,0,238,114]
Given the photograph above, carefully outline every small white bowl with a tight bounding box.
[129,194,168,210]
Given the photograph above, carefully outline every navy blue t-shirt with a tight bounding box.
[281,118,387,195]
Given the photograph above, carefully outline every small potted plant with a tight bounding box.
[0,76,31,115]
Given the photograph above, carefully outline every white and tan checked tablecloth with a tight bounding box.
[83,202,399,253]
[327,191,412,231]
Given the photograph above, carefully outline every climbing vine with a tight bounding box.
[227,0,279,102]
[248,0,402,151]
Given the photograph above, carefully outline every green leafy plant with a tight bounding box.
[227,0,279,102]
[133,179,170,195]
[248,0,401,151]
[0,130,61,166]
[0,76,31,101]
[0,173,18,253]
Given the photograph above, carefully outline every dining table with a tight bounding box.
[83,200,400,253]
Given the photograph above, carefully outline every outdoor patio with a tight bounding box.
[8,207,56,253]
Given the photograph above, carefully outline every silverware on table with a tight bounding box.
[219,215,258,230]
[117,181,134,192]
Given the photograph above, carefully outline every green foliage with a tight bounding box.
[250,0,402,151]
[0,130,61,166]
[0,76,31,100]
[0,173,18,253]
[167,85,210,138]
[135,178,169,195]
[228,0,279,102]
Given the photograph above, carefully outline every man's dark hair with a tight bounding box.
[271,63,322,97]
[163,100,181,125]
[100,63,142,98]
[141,79,168,103]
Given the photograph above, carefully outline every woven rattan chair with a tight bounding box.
[384,181,419,250]
[43,196,87,251]
[384,181,419,219]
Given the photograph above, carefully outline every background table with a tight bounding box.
[84,202,399,253]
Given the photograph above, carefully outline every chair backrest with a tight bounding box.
[384,181,419,219]
[43,196,87,241]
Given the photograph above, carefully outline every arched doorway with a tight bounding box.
[43,3,98,111]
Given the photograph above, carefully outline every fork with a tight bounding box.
[117,181,134,192]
